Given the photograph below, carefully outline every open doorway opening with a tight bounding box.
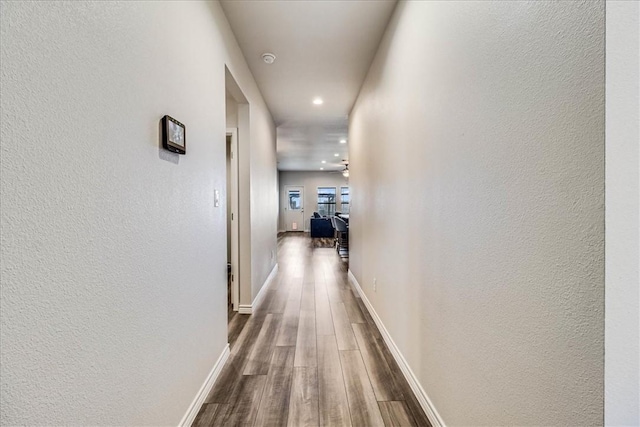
[225,67,251,345]
[225,127,246,343]
[226,129,238,313]
[226,128,240,313]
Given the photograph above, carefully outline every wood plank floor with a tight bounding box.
[194,232,431,427]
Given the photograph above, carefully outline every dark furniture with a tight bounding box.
[333,216,349,257]
[335,212,349,224]
[310,215,334,238]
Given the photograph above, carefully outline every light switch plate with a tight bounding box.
[214,189,220,207]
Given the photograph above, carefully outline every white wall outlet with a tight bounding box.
[373,277,377,292]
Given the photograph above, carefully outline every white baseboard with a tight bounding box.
[179,344,230,427]
[238,305,253,314]
[348,270,446,427]
[238,264,278,314]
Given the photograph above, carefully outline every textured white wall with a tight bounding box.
[278,171,349,231]
[349,1,605,425]
[249,108,278,300]
[0,1,276,425]
[226,94,238,128]
[605,1,640,425]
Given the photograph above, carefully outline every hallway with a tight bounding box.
[194,233,431,426]
[2,2,637,425]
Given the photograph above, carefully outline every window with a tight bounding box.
[317,187,336,217]
[288,190,301,210]
[340,187,350,214]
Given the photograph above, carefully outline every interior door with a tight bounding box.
[227,129,239,311]
[285,186,305,231]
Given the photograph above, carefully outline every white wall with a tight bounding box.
[226,94,238,128]
[249,107,278,301]
[605,1,640,425]
[349,1,605,425]
[278,171,349,231]
[0,1,277,425]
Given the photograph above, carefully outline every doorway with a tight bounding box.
[284,185,305,231]
[226,129,239,313]
[226,67,252,345]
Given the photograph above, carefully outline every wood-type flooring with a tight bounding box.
[194,232,431,427]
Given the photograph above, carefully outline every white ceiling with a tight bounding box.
[220,0,397,171]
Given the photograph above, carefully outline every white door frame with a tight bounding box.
[284,185,305,232]
[227,128,240,311]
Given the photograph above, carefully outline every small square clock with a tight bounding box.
[162,115,186,154]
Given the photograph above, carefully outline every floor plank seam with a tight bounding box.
[335,339,356,427]
[193,233,431,427]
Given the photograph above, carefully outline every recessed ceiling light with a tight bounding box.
[334,153,339,156]
[321,160,326,164]
[339,139,347,144]
[320,167,324,170]
[313,98,323,105]
[261,53,276,64]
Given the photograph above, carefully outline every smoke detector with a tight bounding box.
[261,53,276,64]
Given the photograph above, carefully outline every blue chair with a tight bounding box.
[310,214,334,238]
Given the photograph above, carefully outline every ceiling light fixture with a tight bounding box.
[339,139,347,144]
[261,53,276,64]
[313,98,323,105]
[334,153,339,157]
[321,160,326,164]
[342,163,349,178]
[320,168,324,170]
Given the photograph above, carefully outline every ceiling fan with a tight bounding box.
[330,160,349,177]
